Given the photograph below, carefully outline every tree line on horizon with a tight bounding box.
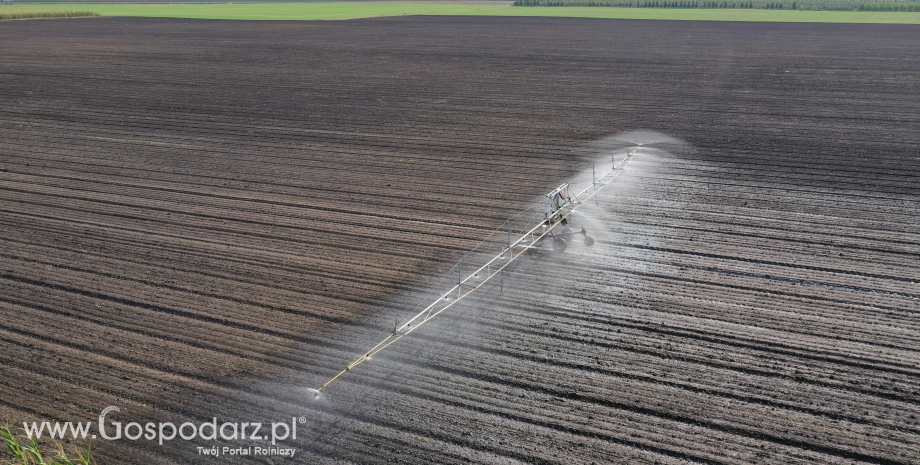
[513,0,920,10]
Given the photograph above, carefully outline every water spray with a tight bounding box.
[314,148,638,395]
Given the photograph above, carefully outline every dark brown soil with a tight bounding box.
[0,16,918,465]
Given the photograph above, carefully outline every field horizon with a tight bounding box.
[3,2,920,22]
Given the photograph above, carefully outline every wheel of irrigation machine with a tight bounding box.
[553,237,568,253]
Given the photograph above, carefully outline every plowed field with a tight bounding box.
[0,16,918,465]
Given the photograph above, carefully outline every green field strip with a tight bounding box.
[3,3,920,23]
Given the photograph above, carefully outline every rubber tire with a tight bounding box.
[554,237,568,253]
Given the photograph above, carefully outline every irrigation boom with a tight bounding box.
[316,149,637,394]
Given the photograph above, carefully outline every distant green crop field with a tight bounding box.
[3,3,920,22]
[0,9,97,19]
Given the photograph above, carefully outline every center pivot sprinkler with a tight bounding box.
[314,149,638,396]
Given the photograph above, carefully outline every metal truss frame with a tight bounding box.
[317,149,637,392]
